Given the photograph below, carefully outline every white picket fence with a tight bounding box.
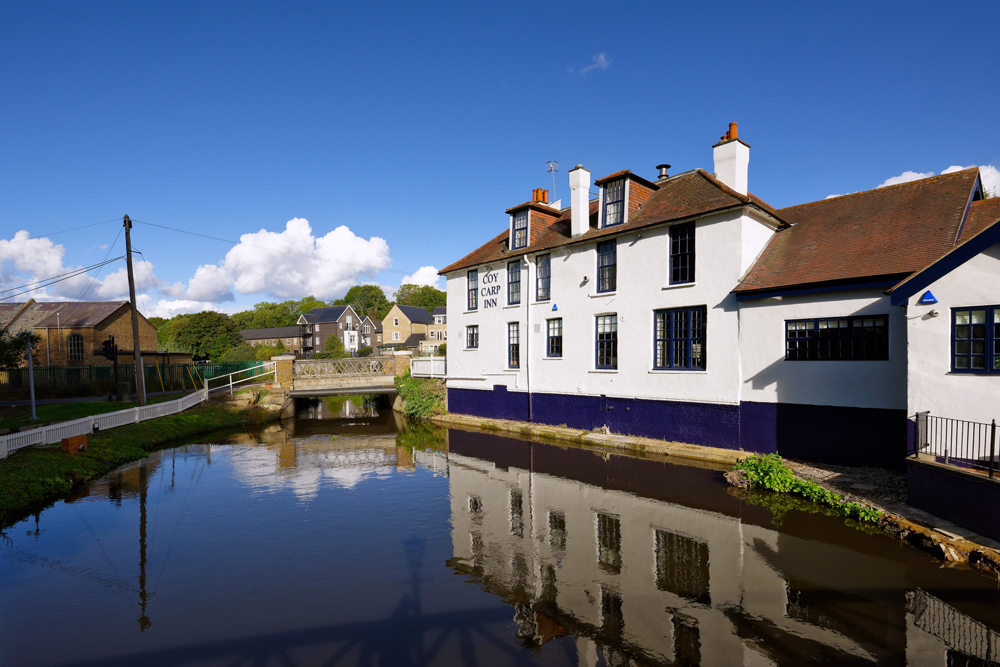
[0,389,208,460]
[411,357,446,378]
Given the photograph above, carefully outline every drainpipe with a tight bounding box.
[526,255,533,422]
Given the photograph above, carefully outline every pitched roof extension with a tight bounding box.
[439,169,783,275]
[734,168,983,295]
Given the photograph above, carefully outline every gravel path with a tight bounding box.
[785,459,908,509]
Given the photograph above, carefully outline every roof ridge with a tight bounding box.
[781,167,980,212]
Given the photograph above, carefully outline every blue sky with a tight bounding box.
[1,1,998,317]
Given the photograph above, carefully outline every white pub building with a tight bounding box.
[441,124,1000,466]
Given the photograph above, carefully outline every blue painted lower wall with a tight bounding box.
[448,387,908,467]
[908,459,1000,543]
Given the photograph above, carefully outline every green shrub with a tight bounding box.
[733,453,882,525]
[393,369,445,419]
[436,343,446,357]
[357,346,373,357]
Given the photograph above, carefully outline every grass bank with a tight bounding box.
[0,400,278,527]
[394,370,446,419]
[0,394,177,432]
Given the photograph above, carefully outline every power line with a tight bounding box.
[2,218,121,244]
[0,257,125,301]
[133,249,164,311]
[76,227,124,301]
[132,219,411,276]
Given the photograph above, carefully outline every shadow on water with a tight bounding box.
[4,422,1000,666]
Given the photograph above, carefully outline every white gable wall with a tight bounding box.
[906,242,1000,424]
[447,208,775,406]
[739,290,907,410]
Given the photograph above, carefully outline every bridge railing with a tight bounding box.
[205,361,277,395]
[295,357,397,378]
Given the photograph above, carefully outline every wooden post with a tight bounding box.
[123,215,146,405]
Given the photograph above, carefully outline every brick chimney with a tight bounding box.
[712,122,750,195]
[569,165,591,238]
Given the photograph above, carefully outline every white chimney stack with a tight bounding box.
[713,122,749,196]
[569,164,591,238]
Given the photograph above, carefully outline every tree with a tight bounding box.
[313,334,346,359]
[357,346,373,357]
[231,296,329,330]
[340,285,391,320]
[170,311,245,360]
[0,330,40,371]
[394,284,446,314]
[436,343,446,357]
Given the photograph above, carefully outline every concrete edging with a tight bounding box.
[428,412,749,466]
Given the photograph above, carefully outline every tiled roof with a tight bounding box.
[960,197,1000,241]
[593,169,659,190]
[241,326,300,340]
[395,304,433,324]
[440,169,780,275]
[33,301,130,328]
[307,306,351,323]
[431,306,447,316]
[734,168,982,294]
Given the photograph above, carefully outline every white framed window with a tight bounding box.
[393,332,401,341]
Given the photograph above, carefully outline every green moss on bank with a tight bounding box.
[394,370,446,419]
[0,400,278,526]
[732,453,882,525]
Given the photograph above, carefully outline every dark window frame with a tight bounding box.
[507,260,521,305]
[466,325,479,349]
[67,333,85,363]
[597,240,617,293]
[512,210,528,250]
[952,306,1000,374]
[596,314,618,369]
[536,254,551,301]
[669,222,696,285]
[785,315,889,361]
[654,306,707,370]
[508,322,520,369]
[547,318,562,358]
[602,179,626,228]
[467,269,478,311]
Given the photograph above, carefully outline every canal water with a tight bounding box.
[2,396,1000,666]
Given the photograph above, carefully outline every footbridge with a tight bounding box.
[276,356,407,397]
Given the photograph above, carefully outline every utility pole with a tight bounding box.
[26,337,37,421]
[123,215,146,405]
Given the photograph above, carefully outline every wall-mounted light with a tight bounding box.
[582,276,590,283]
[929,310,940,318]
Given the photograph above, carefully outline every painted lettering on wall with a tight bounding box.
[480,272,502,308]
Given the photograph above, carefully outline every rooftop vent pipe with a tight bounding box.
[656,164,671,182]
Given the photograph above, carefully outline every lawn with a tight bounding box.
[0,393,184,432]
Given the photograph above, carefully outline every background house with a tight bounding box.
[419,306,447,355]
[359,316,382,350]
[240,326,304,354]
[380,304,432,354]
[297,306,361,356]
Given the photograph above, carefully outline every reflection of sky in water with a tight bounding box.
[228,436,398,499]
[3,430,1000,667]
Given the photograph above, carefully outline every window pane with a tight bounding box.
[508,261,521,305]
[972,310,987,325]
[956,310,970,325]
[669,222,695,284]
[512,211,528,249]
[597,241,616,293]
[604,180,625,226]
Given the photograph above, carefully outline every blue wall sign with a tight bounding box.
[918,291,938,305]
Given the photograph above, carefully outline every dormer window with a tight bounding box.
[603,179,625,227]
[512,210,528,249]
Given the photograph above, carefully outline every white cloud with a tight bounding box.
[400,265,441,289]
[165,217,392,304]
[571,53,611,75]
[878,170,936,188]
[876,165,1000,193]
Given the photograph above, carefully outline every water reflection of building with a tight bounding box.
[444,431,999,666]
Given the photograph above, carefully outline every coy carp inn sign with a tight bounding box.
[481,271,502,308]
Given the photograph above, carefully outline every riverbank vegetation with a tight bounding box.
[0,400,278,527]
[730,453,882,525]
[394,370,446,419]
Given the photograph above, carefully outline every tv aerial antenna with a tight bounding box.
[545,161,559,196]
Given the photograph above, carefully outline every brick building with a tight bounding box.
[0,299,171,366]
[419,306,447,354]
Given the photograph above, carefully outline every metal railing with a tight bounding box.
[294,357,396,378]
[0,389,208,460]
[914,411,998,477]
[205,362,277,395]
[411,357,447,378]
[910,588,1000,663]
